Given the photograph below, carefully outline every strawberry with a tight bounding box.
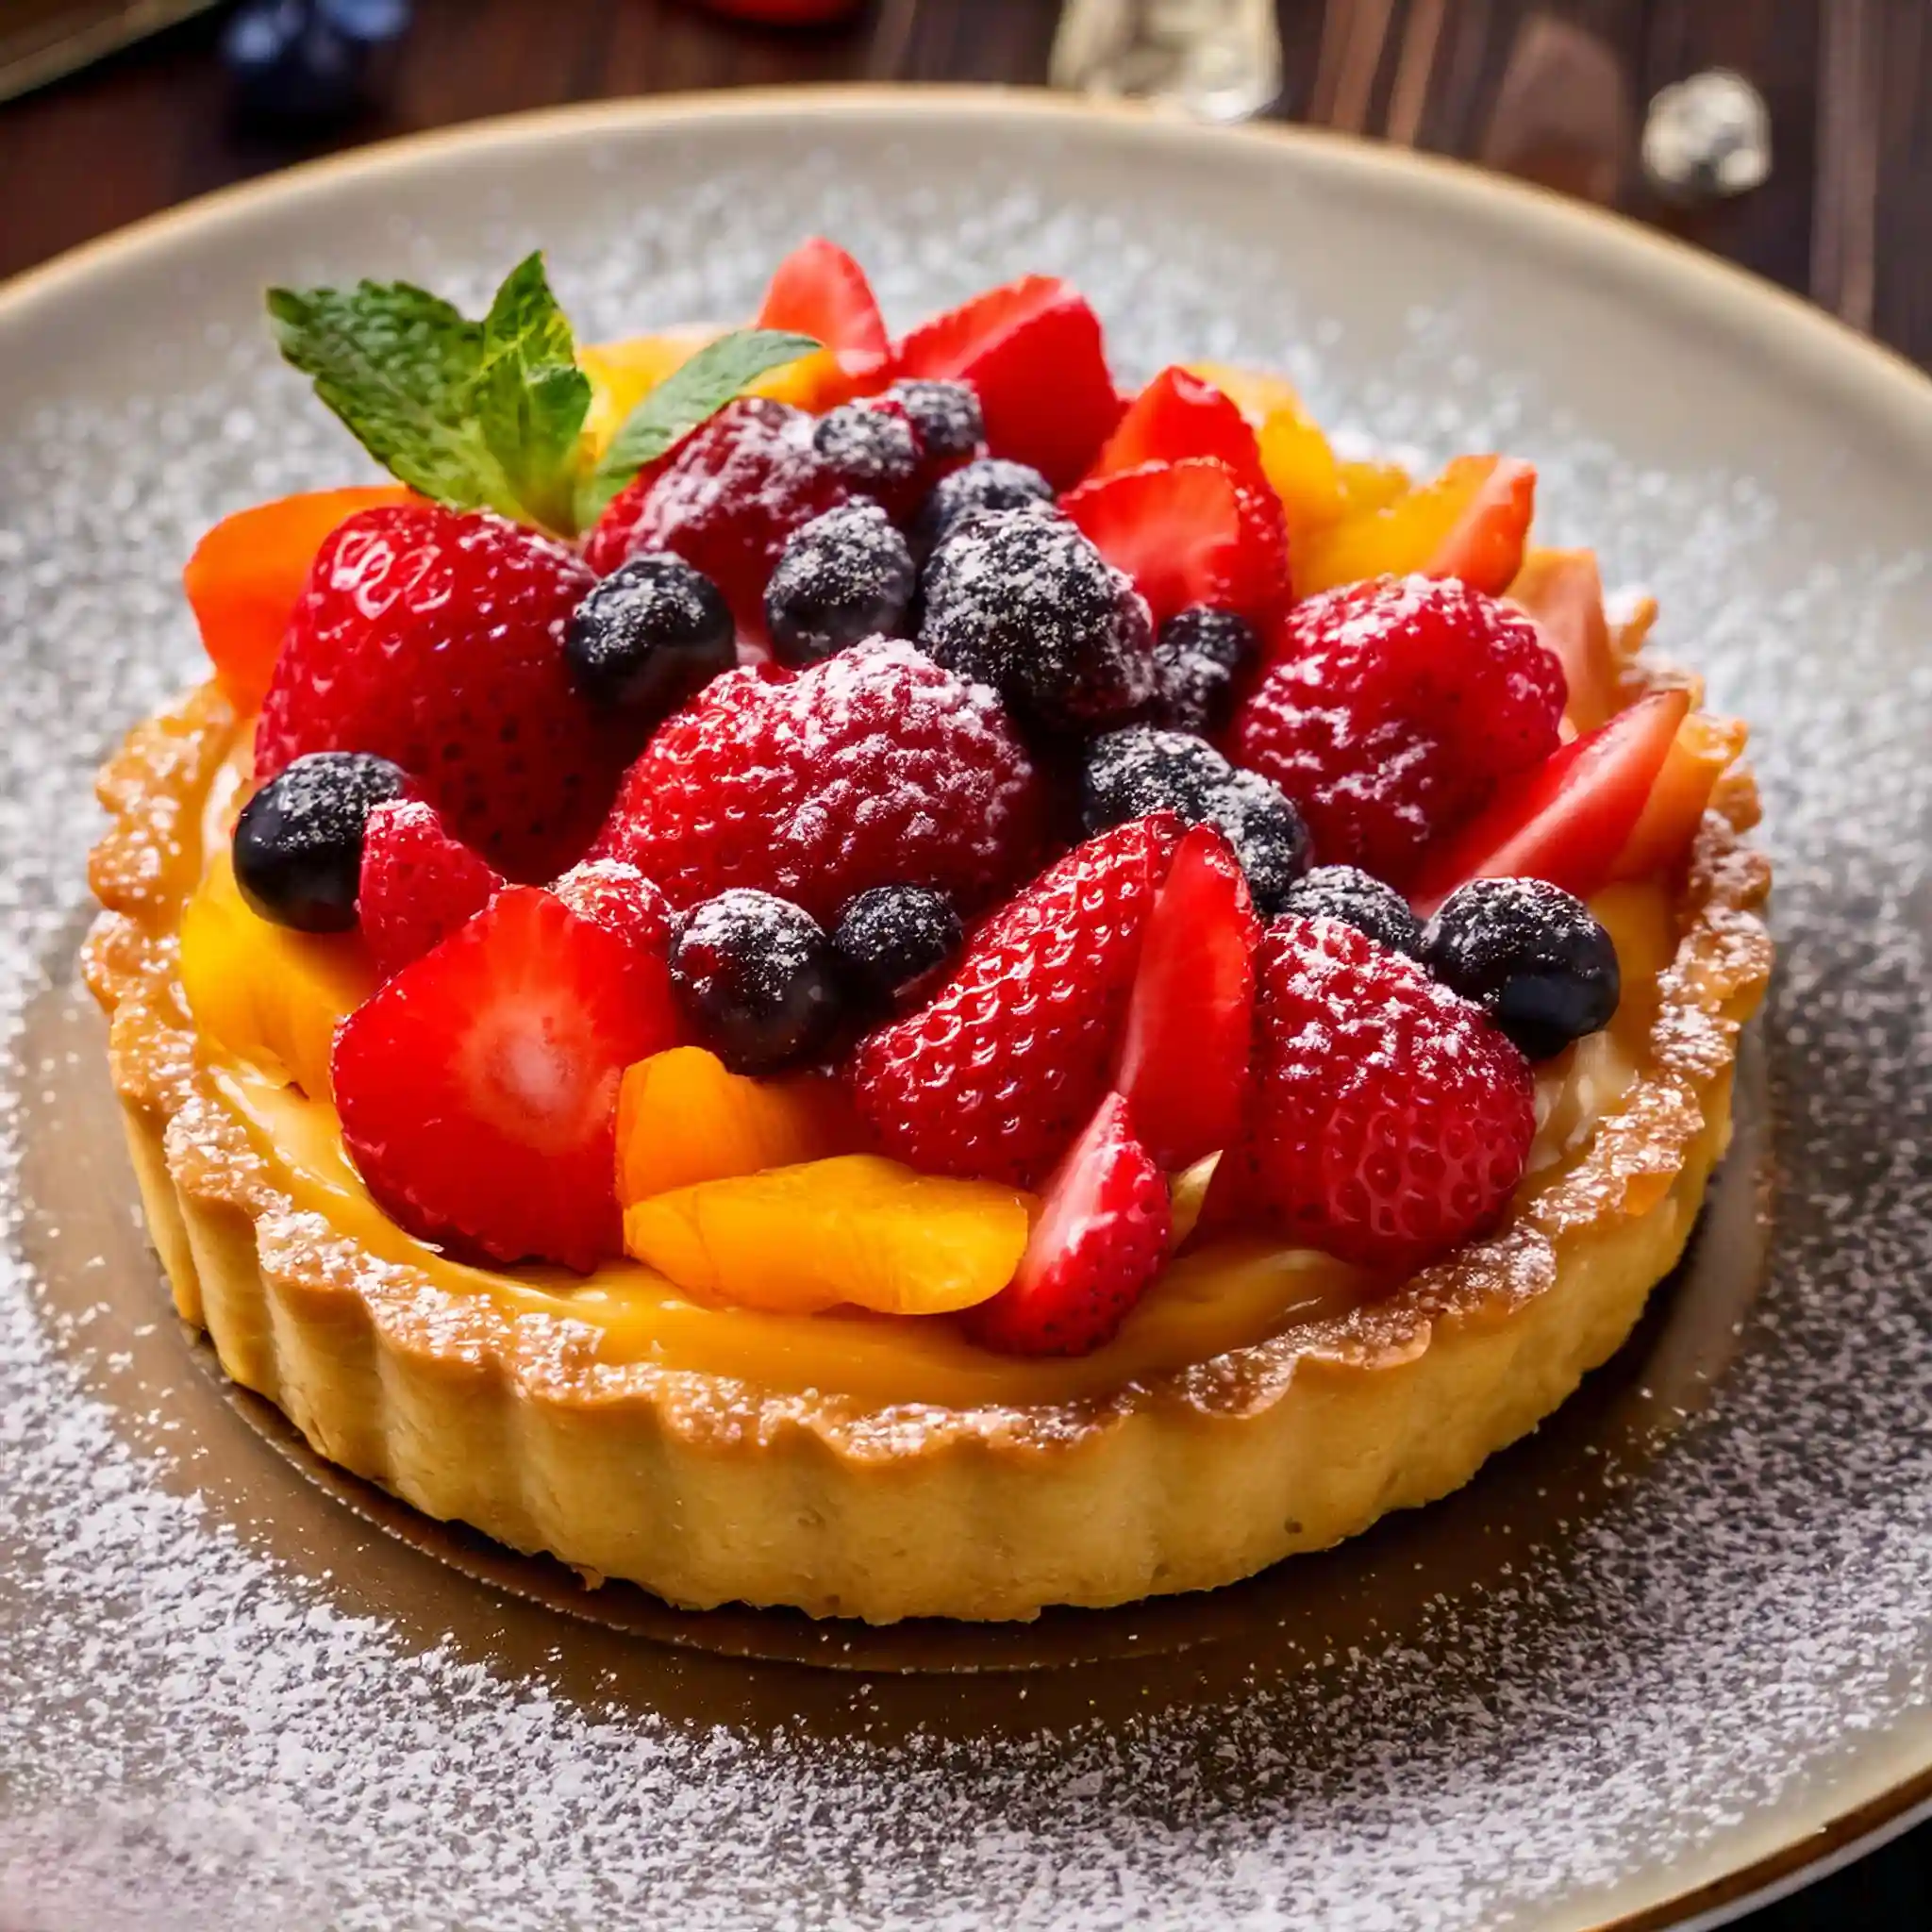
[894,275,1124,489]
[755,237,892,395]
[849,814,1183,1186]
[592,637,1045,923]
[358,798,503,981]
[1086,366,1264,485]
[1114,824,1259,1170]
[1063,458,1289,627]
[967,1091,1171,1357]
[1409,689,1691,917]
[1205,915,1535,1268]
[256,503,635,884]
[1229,575,1565,885]
[332,886,681,1271]
[551,858,675,955]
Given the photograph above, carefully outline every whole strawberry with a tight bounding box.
[592,637,1046,923]
[1229,575,1564,886]
[257,504,638,883]
[849,813,1183,1186]
[1205,913,1535,1267]
[358,797,504,980]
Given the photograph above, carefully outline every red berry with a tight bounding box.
[582,397,854,631]
[756,236,893,394]
[1114,823,1259,1169]
[895,275,1124,489]
[849,813,1183,1186]
[256,504,630,884]
[550,858,675,955]
[1205,914,1535,1268]
[332,886,681,1272]
[358,798,503,981]
[592,636,1045,923]
[1086,366,1264,485]
[1229,575,1565,886]
[967,1091,1171,1357]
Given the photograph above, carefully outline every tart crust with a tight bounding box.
[86,665,1771,1624]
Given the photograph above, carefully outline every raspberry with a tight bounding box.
[256,504,632,883]
[848,814,1183,1186]
[358,797,504,980]
[591,637,1045,923]
[1228,575,1565,886]
[1205,914,1535,1267]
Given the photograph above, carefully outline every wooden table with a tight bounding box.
[2,4,1927,1926]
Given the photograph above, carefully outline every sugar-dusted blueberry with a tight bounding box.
[1276,865,1424,958]
[233,750,408,932]
[832,885,964,1009]
[912,457,1056,560]
[670,889,844,1074]
[764,503,918,666]
[1153,605,1257,736]
[888,378,986,464]
[564,550,735,723]
[811,398,923,503]
[1423,876,1621,1060]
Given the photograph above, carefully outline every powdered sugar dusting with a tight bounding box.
[1,112,1928,1930]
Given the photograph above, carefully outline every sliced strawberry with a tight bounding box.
[1607,709,1747,881]
[358,798,504,981]
[1087,367,1264,485]
[1408,690,1691,918]
[755,237,893,408]
[1114,824,1259,1170]
[1063,458,1289,626]
[332,886,682,1271]
[895,275,1124,488]
[967,1091,1171,1357]
[551,858,675,955]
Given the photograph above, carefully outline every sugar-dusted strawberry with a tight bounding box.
[358,797,503,980]
[894,275,1124,489]
[967,1091,1171,1356]
[593,637,1045,923]
[582,397,854,630]
[755,236,893,403]
[551,857,675,954]
[849,814,1183,1186]
[256,504,636,884]
[1086,366,1264,485]
[332,886,681,1271]
[1063,458,1289,627]
[1114,823,1259,1170]
[1229,575,1565,885]
[1205,915,1535,1268]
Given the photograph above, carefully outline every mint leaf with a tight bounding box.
[472,253,592,535]
[578,327,822,525]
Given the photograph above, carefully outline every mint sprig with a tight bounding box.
[473,253,593,536]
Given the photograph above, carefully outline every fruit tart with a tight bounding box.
[87,241,1772,1623]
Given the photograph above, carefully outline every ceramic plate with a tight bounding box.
[1,90,1927,1932]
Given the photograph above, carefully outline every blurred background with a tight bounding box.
[1,3,1927,1927]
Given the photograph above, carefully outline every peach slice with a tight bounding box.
[1609,710,1749,882]
[622,1156,1035,1316]
[1507,548,1620,734]
[1295,455,1536,597]
[614,1045,859,1205]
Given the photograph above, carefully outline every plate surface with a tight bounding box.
[0,90,1928,1932]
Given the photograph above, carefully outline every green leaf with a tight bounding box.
[471,253,592,535]
[577,327,823,525]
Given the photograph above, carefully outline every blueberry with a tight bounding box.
[232,751,408,932]
[564,551,735,722]
[1080,725,1309,915]
[223,0,408,124]
[1276,865,1424,958]
[832,886,963,1009]
[921,508,1155,734]
[1153,606,1257,736]
[670,890,843,1073]
[811,402,922,499]
[764,504,917,667]
[911,458,1056,560]
[887,379,985,462]
[1423,877,1621,1060]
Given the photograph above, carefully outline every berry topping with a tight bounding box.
[670,889,843,1074]
[1151,605,1257,736]
[332,886,682,1271]
[563,551,735,723]
[967,1091,1171,1357]
[358,797,504,979]
[593,637,1044,922]
[754,236,892,401]
[1087,366,1265,485]
[551,858,675,956]
[1423,877,1622,1062]
[831,885,964,1010]
[894,275,1124,487]
[256,504,631,883]
[912,457,1057,560]
[850,813,1182,1186]
[1275,864,1424,959]
[919,508,1156,734]
[1079,725,1309,917]
[1205,915,1536,1267]
[887,377,986,466]
[582,396,853,630]
[1114,824,1259,1170]
[811,398,924,509]
[1229,575,1565,886]
[232,750,408,933]
[763,504,918,666]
